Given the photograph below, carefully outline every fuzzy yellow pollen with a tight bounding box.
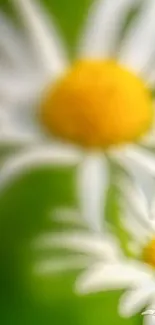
[143,238,155,268]
[40,60,153,148]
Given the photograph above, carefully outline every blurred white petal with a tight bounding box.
[78,0,140,58]
[144,315,155,325]
[0,100,42,143]
[120,0,155,74]
[0,133,39,145]
[141,136,155,149]
[120,212,150,245]
[0,72,45,102]
[34,231,121,261]
[34,255,92,275]
[0,13,38,73]
[118,177,150,226]
[146,68,155,87]
[119,284,155,317]
[149,199,155,222]
[140,120,155,148]
[0,144,82,188]
[143,302,155,325]
[75,261,153,294]
[111,145,155,204]
[0,12,49,143]
[0,107,9,129]
[0,99,43,144]
[51,207,87,227]
[12,0,68,78]
[0,68,46,142]
[121,146,155,176]
[127,241,141,256]
[77,153,109,232]
[0,68,48,144]
[142,310,155,316]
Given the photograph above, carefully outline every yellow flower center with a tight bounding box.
[143,238,155,268]
[40,59,153,148]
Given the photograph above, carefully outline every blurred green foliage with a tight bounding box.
[0,166,140,324]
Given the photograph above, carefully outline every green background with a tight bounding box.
[0,165,141,324]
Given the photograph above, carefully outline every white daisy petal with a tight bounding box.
[123,146,155,176]
[0,71,45,143]
[51,207,86,227]
[144,315,155,325]
[0,127,39,145]
[12,0,68,78]
[0,13,48,143]
[0,107,9,130]
[119,284,155,317]
[140,124,155,148]
[34,255,92,275]
[77,153,109,232]
[78,0,140,58]
[143,301,155,325]
[0,73,46,142]
[120,0,155,74]
[142,310,155,316]
[120,212,150,245]
[118,177,150,227]
[0,144,82,189]
[0,114,43,146]
[127,241,141,256]
[0,72,44,102]
[0,97,44,145]
[0,13,35,72]
[111,145,155,203]
[149,199,155,224]
[34,231,121,261]
[75,261,153,295]
[146,68,155,86]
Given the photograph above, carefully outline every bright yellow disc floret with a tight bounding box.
[40,60,153,148]
[143,238,155,268]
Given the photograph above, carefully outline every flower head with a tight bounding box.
[1,3,155,324]
[40,59,153,148]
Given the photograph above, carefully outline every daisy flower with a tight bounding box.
[33,177,155,325]
[2,0,155,234]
